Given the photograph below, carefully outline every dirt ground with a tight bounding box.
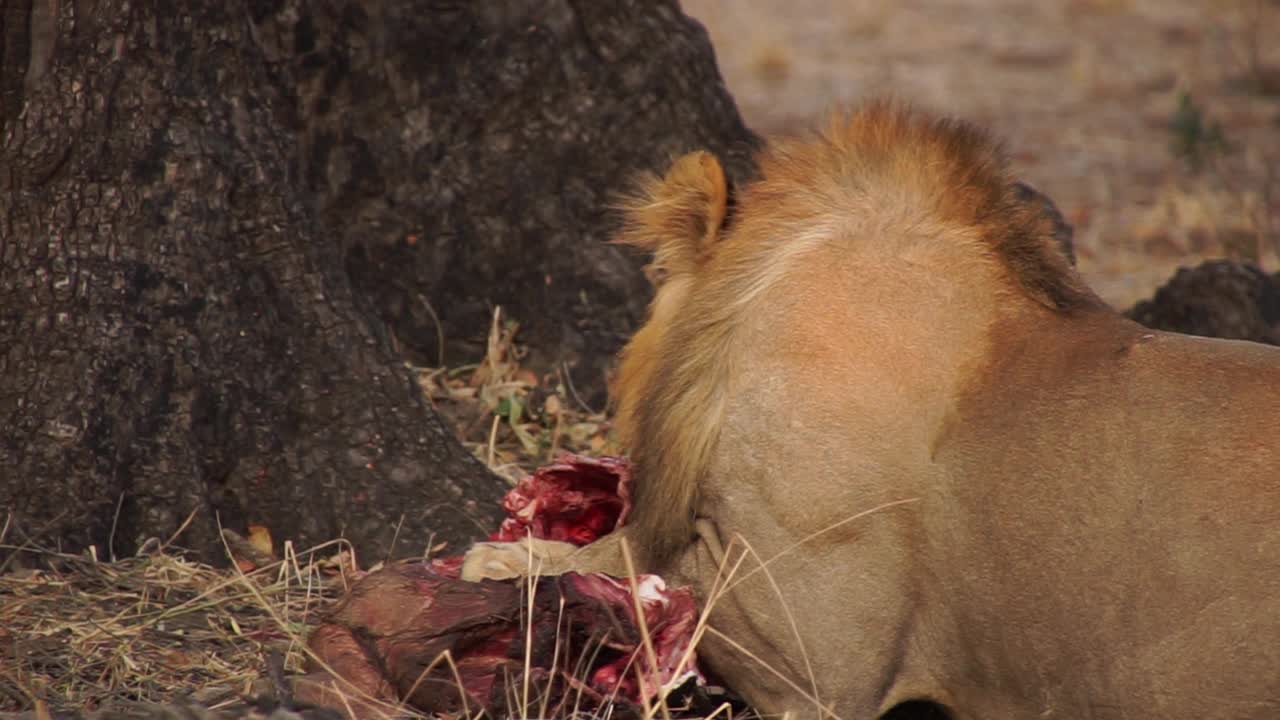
[680,0,1280,308]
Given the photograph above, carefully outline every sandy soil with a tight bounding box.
[680,0,1280,308]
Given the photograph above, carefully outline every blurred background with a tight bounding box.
[682,0,1280,307]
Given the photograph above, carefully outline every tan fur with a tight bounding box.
[609,149,736,564]
[465,102,1280,719]
[615,100,1104,566]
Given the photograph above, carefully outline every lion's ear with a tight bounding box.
[616,151,730,283]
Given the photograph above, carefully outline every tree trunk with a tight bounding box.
[268,0,760,404]
[0,0,512,563]
[0,0,757,563]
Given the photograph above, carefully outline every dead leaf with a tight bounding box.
[544,394,563,416]
[247,525,275,558]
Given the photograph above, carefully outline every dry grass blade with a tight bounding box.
[415,304,618,480]
[213,530,420,719]
[723,498,920,594]
[677,499,924,720]
[0,542,348,715]
[714,539,822,720]
[701,626,842,720]
[618,541,670,720]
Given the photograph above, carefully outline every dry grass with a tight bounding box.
[415,307,620,483]
[0,537,352,716]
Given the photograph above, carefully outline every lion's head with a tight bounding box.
[611,101,1102,564]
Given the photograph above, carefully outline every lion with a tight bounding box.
[463,102,1280,719]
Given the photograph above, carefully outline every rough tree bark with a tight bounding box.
[257,0,760,403]
[0,0,758,563]
[0,0,507,562]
